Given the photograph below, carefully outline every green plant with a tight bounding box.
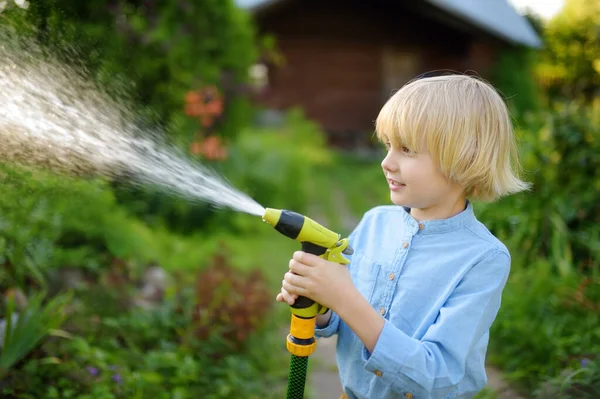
[223,109,333,213]
[0,290,72,379]
[1,0,263,236]
[488,262,600,392]
[535,359,600,398]
[192,246,272,349]
[473,387,499,399]
[1,240,289,398]
[476,101,600,276]
[536,0,600,101]
[3,0,258,143]
[490,46,542,123]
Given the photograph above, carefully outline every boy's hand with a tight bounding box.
[280,251,355,312]
[276,286,297,305]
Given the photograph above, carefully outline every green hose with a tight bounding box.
[286,354,309,399]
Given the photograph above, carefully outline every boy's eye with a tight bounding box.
[401,146,415,155]
[384,141,391,150]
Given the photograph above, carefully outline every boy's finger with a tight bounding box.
[293,251,321,265]
[283,293,295,305]
[282,279,307,298]
[289,259,311,275]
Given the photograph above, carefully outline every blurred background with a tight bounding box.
[0,0,598,398]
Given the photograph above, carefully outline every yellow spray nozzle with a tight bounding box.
[262,208,282,227]
[262,207,341,249]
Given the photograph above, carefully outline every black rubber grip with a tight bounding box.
[290,241,328,312]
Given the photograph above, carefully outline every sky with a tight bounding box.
[508,0,565,20]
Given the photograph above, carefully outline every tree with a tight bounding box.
[536,0,600,99]
[3,0,259,144]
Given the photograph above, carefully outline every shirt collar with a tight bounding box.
[401,200,475,235]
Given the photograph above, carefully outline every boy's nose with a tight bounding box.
[381,153,398,173]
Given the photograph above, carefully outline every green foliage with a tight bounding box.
[488,262,600,391]
[536,0,600,100]
[0,164,221,289]
[0,165,144,290]
[490,47,542,122]
[2,251,288,398]
[0,291,71,379]
[223,109,333,213]
[473,388,499,399]
[535,359,600,398]
[2,0,258,143]
[476,101,600,276]
[0,166,112,289]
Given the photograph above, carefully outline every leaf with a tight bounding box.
[48,329,73,339]
[0,291,72,371]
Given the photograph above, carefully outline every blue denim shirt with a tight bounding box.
[315,201,511,399]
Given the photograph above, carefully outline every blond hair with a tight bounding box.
[375,74,530,202]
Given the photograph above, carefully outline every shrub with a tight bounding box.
[3,0,258,143]
[535,358,600,399]
[1,251,288,398]
[223,109,333,214]
[192,246,272,350]
[0,163,229,290]
[488,261,600,392]
[476,101,600,276]
[2,0,262,235]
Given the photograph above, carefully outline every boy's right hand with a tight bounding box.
[276,285,298,305]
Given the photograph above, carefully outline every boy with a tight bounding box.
[276,74,530,399]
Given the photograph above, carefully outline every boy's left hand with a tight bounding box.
[282,251,355,312]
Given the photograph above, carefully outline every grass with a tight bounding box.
[474,388,499,399]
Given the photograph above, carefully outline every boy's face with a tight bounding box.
[381,141,465,220]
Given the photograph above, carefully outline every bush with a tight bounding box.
[0,163,239,290]
[0,164,127,290]
[535,0,600,101]
[490,46,542,122]
[223,109,333,214]
[1,0,262,235]
[488,261,600,392]
[3,0,258,143]
[1,250,288,399]
[476,101,600,276]
[535,358,600,399]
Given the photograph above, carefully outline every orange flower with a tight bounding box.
[190,135,228,161]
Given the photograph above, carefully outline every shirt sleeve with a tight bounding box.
[314,310,341,338]
[361,250,511,398]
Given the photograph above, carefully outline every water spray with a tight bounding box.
[0,31,264,217]
[0,30,351,397]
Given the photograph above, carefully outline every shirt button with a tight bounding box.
[389,272,395,280]
[374,370,383,377]
[403,242,409,248]
[418,223,424,230]
[405,393,413,399]
[379,307,385,315]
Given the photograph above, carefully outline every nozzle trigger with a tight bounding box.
[325,238,352,265]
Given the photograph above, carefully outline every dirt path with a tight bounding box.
[308,336,342,398]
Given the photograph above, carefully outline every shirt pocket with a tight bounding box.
[350,253,381,303]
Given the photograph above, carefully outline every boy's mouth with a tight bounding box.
[387,178,406,189]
